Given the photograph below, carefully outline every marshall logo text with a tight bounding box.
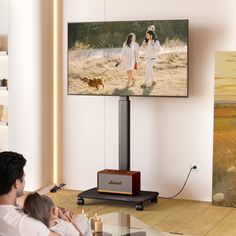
[108,180,122,185]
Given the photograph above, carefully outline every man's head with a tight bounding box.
[0,151,26,197]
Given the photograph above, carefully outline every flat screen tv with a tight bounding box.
[68,19,188,97]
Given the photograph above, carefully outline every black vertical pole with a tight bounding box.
[119,96,130,171]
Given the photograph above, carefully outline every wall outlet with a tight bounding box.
[190,162,199,171]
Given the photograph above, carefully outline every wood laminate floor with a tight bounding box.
[48,190,236,236]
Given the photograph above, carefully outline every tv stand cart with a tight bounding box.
[77,96,159,211]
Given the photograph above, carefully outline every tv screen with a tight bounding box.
[68,19,188,97]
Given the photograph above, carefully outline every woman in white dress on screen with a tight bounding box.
[120,33,139,87]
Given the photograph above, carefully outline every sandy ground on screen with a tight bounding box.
[68,47,188,97]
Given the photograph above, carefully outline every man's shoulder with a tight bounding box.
[19,213,48,228]
[0,204,50,236]
[0,205,40,227]
[0,204,20,217]
[18,215,51,235]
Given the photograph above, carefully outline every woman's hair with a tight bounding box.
[145,30,156,43]
[23,192,55,227]
[125,33,135,47]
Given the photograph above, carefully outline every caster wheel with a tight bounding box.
[151,197,158,203]
[77,197,85,206]
[136,203,144,211]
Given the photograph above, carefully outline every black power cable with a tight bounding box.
[159,165,197,199]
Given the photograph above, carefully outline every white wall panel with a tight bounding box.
[64,0,235,201]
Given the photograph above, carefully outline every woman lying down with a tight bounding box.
[23,193,92,236]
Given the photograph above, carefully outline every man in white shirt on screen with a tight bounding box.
[0,151,59,236]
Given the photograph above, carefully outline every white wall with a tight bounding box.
[62,0,236,201]
[8,0,53,190]
[0,0,8,50]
